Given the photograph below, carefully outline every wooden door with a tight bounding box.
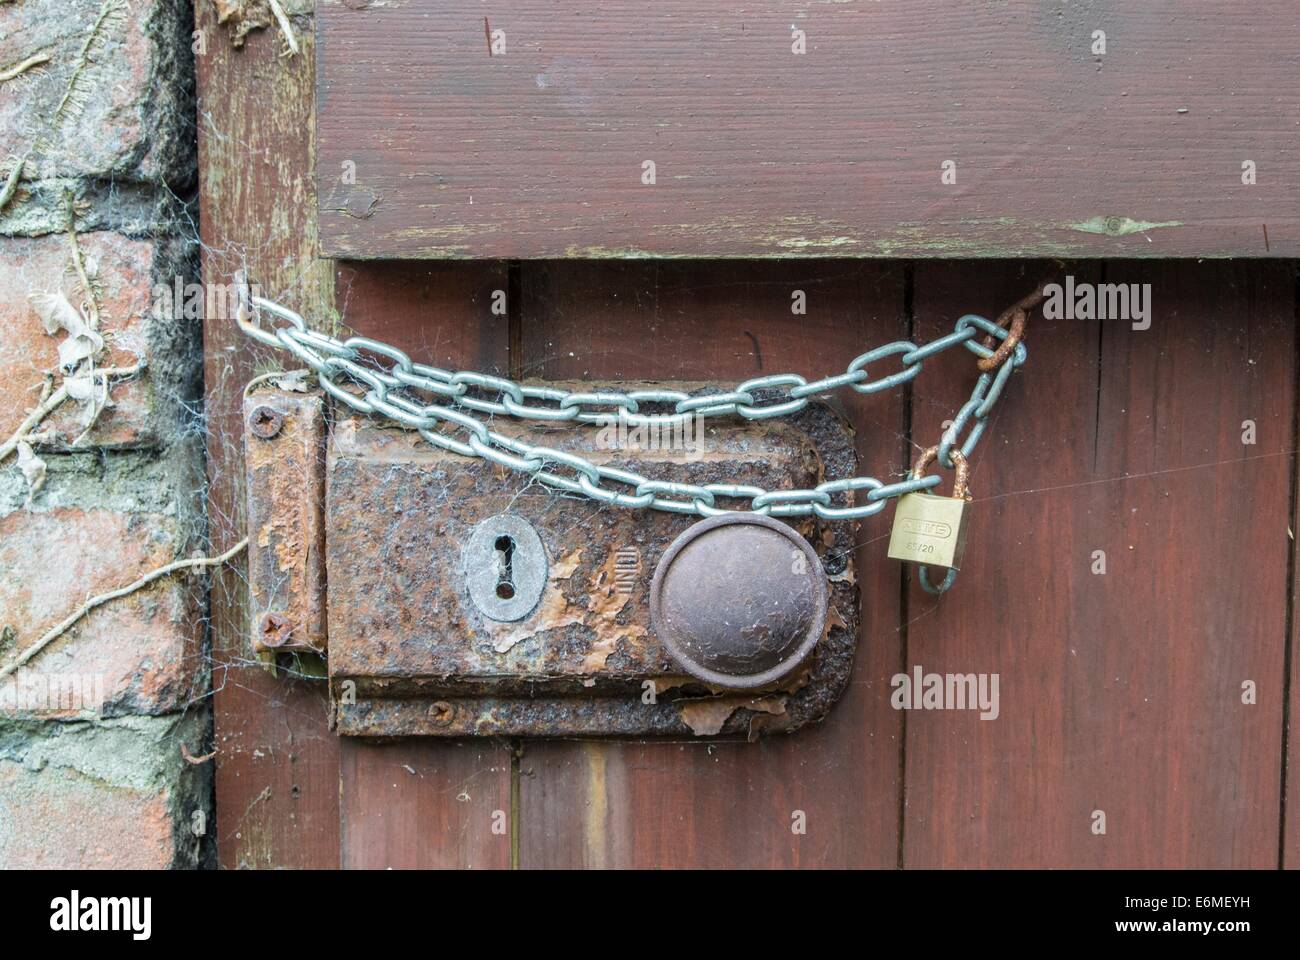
[197,8,1299,869]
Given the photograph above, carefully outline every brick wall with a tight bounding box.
[0,0,208,868]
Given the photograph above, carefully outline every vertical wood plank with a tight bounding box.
[331,261,516,870]
[516,261,906,868]
[339,740,513,869]
[903,261,1293,868]
[200,12,516,866]
[1285,264,1300,871]
[198,10,342,869]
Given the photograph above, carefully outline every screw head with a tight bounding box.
[249,405,283,439]
[258,611,294,649]
[427,701,455,726]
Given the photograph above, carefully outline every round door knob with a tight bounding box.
[650,513,828,689]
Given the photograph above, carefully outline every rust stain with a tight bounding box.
[825,603,847,634]
[581,635,619,673]
[488,547,583,654]
[578,547,646,671]
[244,390,327,654]
[490,586,585,654]
[679,695,788,736]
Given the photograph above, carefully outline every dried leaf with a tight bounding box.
[57,332,102,372]
[68,372,110,435]
[30,291,103,372]
[16,441,46,497]
[64,372,97,402]
[29,291,83,337]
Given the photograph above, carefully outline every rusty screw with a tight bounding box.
[249,405,283,439]
[427,700,455,727]
[258,611,294,649]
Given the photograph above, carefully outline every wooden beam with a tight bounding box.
[197,9,342,870]
[317,1,1299,259]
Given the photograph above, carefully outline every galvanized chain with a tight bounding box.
[235,295,1028,521]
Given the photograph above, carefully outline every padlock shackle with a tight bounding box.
[911,445,971,500]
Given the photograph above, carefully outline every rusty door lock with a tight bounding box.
[244,383,860,738]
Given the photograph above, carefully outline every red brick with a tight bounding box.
[0,761,178,868]
[0,232,163,447]
[0,0,192,183]
[0,506,202,717]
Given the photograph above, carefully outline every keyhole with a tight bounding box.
[465,515,547,622]
[494,535,516,600]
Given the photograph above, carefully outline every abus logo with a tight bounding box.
[899,517,951,538]
[50,890,151,941]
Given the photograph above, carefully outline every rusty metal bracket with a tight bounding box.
[244,383,859,738]
[243,388,327,657]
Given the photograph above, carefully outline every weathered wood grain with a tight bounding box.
[903,260,1293,867]
[1285,262,1300,870]
[340,740,513,869]
[208,1,1298,869]
[197,10,342,870]
[515,261,908,867]
[317,1,1300,259]
[199,9,515,867]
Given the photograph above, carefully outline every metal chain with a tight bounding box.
[235,296,1028,521]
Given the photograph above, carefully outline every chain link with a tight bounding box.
[235,295,1030,520]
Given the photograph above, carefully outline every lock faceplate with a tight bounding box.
[248,382,860,738]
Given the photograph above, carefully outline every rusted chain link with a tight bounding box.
[976,279,1052,372]
[912,445,971,500]
[236,285,1039,521]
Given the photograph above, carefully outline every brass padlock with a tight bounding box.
[887,445,971,571]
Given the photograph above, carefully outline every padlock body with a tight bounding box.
[887,492,968,570]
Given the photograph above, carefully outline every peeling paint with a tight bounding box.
[679,694,787,736]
